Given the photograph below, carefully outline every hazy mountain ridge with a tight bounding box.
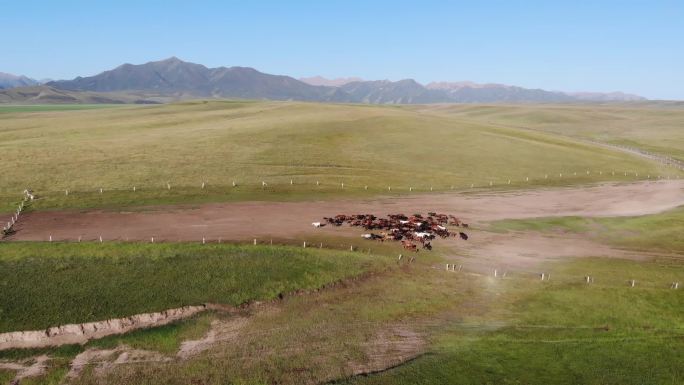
[0,72,40,89]
[0,58,648,104]
[299,76,363,87]
[426,81,644,102]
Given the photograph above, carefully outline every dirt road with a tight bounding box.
[9,180,683,242]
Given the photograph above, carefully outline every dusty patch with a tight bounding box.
[348,327,426,376]
[176,316,249,359]
[0,355,50,383]
[67,347,170,379]
[450,231,640,273]
[9,181,684,242]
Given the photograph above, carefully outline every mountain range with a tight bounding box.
[1,57,646,104]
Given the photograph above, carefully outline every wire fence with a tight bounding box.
[4,167,683,206]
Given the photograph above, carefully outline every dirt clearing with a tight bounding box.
[9,180,683,242]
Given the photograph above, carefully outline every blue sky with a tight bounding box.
[3,0,683,99]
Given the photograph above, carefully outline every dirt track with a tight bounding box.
[9,180,684,242]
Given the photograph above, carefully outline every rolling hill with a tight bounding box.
[0,85,160,104]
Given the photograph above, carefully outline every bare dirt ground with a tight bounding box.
[0,355,50,383]
[66,347,171,379]
[451,230,652,274]
[9,180,684,242]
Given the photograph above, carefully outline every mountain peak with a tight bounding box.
[161,56,183,63]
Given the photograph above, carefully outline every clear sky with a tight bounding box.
[3,0,683,99]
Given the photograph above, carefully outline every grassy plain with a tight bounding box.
[2,100,684,384]
[2,221,683,384]
[340,257,684,385]
[51,255,683,385]
[418,102,684,161]
[1,100,676,212]
[0,242,390,332]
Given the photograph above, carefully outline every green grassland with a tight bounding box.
[2,235,683,384]
[1,100,676,212]
[54,254,684,385]
[490,206,684,253]
[419,102,684,162]
[0,242,390,332]
[340,257,684,385]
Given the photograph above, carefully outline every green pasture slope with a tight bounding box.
[419,102,684,162]
[0,242,390,332]
[0,100,678,212]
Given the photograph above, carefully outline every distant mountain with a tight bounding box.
[299,76,363,87]
[564,91,646,102]
[427,81,646,102]
[17,57,645,104]
[48,57,348,102]
[341,79,450,104]
[426,81,575,103]
[0,72,39,89]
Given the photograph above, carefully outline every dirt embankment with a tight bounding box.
[0,305,206,350]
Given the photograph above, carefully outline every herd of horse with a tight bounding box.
[319,212,469,252]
